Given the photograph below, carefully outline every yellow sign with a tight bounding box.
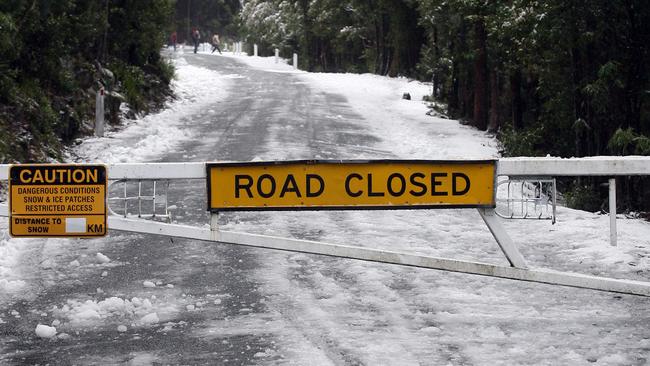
[208,160,496,211]
[9,164,107,237]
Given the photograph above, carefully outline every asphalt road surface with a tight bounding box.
[0,52,400,364]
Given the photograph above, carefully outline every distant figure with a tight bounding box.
[170,31,177,51]
[211,33,222,54]
[191,28,201,54]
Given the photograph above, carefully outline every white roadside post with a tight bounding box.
[95,87,105,137]
[253,44,258,57]
[275,48,279,64]
[293,53,298,70]
[609,178,617,246]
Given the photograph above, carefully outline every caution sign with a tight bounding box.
[9,164,107,237]
[207,160,496,211]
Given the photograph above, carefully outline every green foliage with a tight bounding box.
[174,0,241,43]
[498,125,544,157]
[111,61,146,112]
[240,0,424,75]
[608,128,650,156]
[565,184,603,212]
[0,0,177,163]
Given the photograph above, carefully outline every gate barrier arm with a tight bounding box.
[1,157,650,297]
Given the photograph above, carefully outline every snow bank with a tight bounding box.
[0,229,27,293]
[70,57,232,164]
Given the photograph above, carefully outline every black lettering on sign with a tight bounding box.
[452,173,470,195]
[306,174,325,197]
[409,173,427,196]
[15,167,100,184]
[387,173,406,197]
[235,175,253,198]
[367,174,384,197]
[345,173,363,197]
[88,224,103,233]
[431,173,448,196]
[257,174,276,198]
[280,174,301,198]
[28,226,49,233]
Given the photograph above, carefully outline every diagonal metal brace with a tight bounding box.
[478,208,527,269]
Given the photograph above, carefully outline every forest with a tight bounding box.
[0,1,648,212]
[0,0,176,163]
[241,0,650,212]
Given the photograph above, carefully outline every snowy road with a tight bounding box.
[1,49,650,365]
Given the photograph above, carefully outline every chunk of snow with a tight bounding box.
[96,253,111,264]
[117,325,128,332]
[35,324,57,338]
[186,305,195,311]
[139,313,159,325]
[143,281,156,288]
[101,271,108,277]
[69,260,80,267]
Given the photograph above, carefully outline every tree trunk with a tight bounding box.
[510,69,523,131]
[472,18,488,130]
[488,68,500,132]
[432,26,439,98]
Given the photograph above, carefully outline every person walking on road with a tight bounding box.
[211,33,222,54]
[191,28,201,54]
[170,31,177,51]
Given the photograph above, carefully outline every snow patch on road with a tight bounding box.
[50,296,172,329]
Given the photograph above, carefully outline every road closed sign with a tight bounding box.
[9,164,107,237]
[207,160,496,211]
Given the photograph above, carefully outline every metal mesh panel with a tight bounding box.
[108,179,170,222]
[495,178,556,224]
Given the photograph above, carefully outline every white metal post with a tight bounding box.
[254,44,258,57]
[275,48,279,64]
[609,178,617,246]
[210,213,220,242]
[293,53,298,70]
[95,87,105,137]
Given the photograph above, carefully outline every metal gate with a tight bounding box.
[1,157,649,296]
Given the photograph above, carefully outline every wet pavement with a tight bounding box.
[0,51,389,364]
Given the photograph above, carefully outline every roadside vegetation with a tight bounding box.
[240,0,650,213]
[0,1,175,163]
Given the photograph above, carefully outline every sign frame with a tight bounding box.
[9,164,108,238]
[206,159,498,212]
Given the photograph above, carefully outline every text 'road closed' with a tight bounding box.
[208,160,496,211]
